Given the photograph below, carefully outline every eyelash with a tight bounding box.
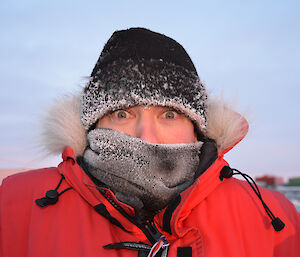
[164,111,176,119]
[111,108,181,120]
[114,110,129,119]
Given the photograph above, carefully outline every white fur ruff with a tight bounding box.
[39,94,87,157]
[39,94,248,156]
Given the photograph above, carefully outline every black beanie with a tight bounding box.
[81,27,207,132]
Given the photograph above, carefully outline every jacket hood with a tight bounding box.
[39,94,248,157]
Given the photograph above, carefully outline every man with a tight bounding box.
[1,28,299,257]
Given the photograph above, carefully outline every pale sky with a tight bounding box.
[0,0,299,180]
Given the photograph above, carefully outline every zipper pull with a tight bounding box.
[147,236,169,257]
[142,221,162,244]
[142,221,169,257]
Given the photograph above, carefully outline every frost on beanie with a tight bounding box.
[80,27,207,132]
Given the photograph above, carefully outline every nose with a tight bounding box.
[136,117,160,144]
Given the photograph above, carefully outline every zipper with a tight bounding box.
[98,187,163,244]
[140,220,163,245]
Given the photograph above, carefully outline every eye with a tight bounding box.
[115,110,128,119]
[164,111,176,119]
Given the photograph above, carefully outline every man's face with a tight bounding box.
[97,106,197,144]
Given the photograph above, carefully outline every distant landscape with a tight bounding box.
[0,169,29,182]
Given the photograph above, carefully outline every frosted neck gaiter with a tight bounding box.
[83,128,202,221]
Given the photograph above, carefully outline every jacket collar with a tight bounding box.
[58,147,144,235]
[58,146,227,237]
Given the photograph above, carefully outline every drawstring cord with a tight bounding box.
[35,174,72,207]
[103,241,152,251]
[220,166,285,231]
[104,236,169,257]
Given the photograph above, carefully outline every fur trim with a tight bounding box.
[206,98,248,154]
[40,94,87,157]
[40,94,247,157]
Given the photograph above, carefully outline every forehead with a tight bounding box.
[113,105,187,115]
[125,105,173,111]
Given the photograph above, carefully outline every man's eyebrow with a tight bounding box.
[164,107,184,114]
[107,108,129,114]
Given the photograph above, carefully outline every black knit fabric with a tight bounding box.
[81,27,207,132]
[91,27,198,76]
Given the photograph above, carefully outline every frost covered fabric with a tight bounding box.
[81,59,207,132]
[80,28,207,132]
[82,128,203,217]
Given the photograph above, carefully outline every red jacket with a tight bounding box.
[1,147,299,257]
